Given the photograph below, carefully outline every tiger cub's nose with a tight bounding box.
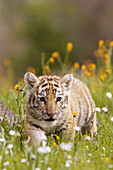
[47,112,55,118]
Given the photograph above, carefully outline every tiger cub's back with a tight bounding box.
[70,77,97,134]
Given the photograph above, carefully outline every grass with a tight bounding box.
[0,40,113,170]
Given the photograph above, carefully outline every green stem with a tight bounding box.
[56,56,64,72]
[63,50,70,73]
[41,56,46,75]
[108,47,112,77]
[17,90,22,121]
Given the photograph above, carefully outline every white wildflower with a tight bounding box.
[88,153,92,157]
[65,161,70,168]
[5,150,9,155]
[35,168,41,170]
[60,142,73,151]
[37,146,51,154]
[67,155,72,159]
[0,156,2,162]
[2,169,7,170]
[87,160,90,163]
[0,116,3,122]
[102,107,108,112]
[27,162,29,166]
[66,160,72,164]
[109,165,113,169]
[65,160,72,168]
[3,161,9,166]
[16,132,21,136]
[9,130,15,136]
[85,136,91,141]
[74,126,80,131]
[95,107,101,113]
[106,92,112,99]
[111,117,113,122]
[21,159,26,163]
[102,147,105,151]
[7,144,13,149]
[42,140,46,147]
[30,154,36,159]
[0,138,5,142]
[47,168,51,170]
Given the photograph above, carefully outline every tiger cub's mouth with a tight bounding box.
[45,118,56,121]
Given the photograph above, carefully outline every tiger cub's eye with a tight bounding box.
[39,97,46,103]
[56,97,62,102]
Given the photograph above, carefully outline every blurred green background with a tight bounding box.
[0,0,113,80]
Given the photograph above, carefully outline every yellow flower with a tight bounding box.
[85,145,88,149]
[84,134,88,138]
[100,73,106,81]
[3,58,11,67]
[72,112,78,117]
[81,65,86,71]
[51,52,59,58]
[14,84,19,91]
[85,70,91,77]
[105,69,110,73]
[105,60,108,65]
[26,67,35,73]
[18,134,21,138]
[53,142,56,146]
[81,160,85,164]
[73,62,80,70]
[56,136,60,140]
[104,53,109,59]
[98,40,104,48]
[105,157,110,163]
[49,57,55,63]
[41,52,46,57]
[88,63,96,72]
[45,65,51,73]
[67,42,73,52]
[109,41,113,47]
[94,48,105,58]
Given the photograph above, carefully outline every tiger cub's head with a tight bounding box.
[24,72,73,121]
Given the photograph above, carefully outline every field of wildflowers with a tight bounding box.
[0,40,113,170]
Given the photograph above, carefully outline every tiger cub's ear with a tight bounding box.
[60,74,73,90]
[24,72,38,89]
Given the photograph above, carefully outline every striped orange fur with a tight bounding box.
[24,72,97,147]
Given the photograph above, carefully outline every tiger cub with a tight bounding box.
[24,72,97,147]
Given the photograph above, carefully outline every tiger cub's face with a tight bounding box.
[24,72,73,121]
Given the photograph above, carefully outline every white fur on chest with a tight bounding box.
[39,120,58,129]
[30,116,64,135]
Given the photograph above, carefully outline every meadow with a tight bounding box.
[0,40,113,170]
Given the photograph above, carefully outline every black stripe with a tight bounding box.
[29,122,44,131]
[54,84,59,88]
[87,111,95,125]
[77,100,81,126]
[28,112,40,119]
[32,95,35,103]
[28,95,32,106]
[42,83,48,88]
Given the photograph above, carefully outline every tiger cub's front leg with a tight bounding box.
[26,124,47,147]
